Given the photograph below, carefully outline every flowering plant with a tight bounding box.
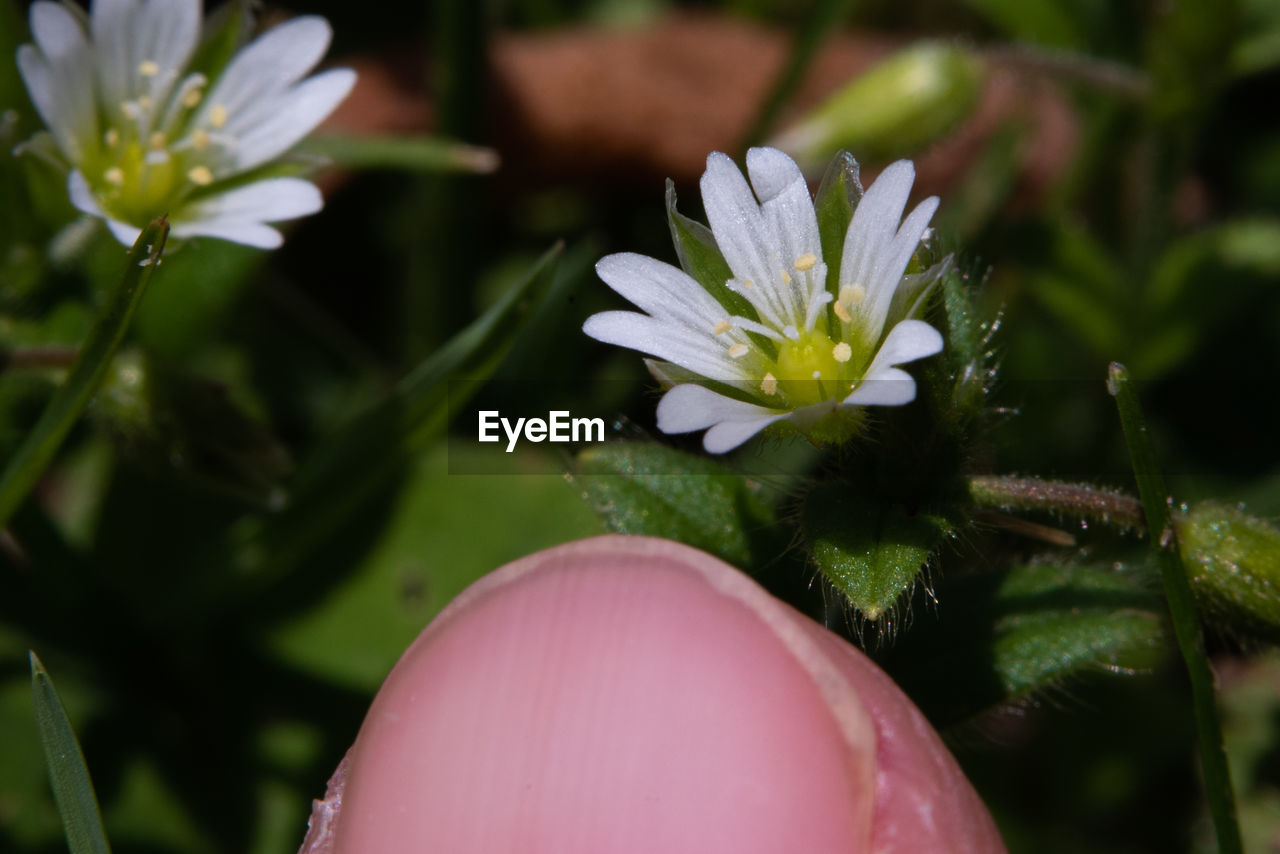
[584,147,948,452]
[16,0,355,248]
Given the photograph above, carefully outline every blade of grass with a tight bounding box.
[1107,362,1242,854]
[29,652,112,854]
[739,0,856,150]
[0,219,168,529]
[298,134,500,174]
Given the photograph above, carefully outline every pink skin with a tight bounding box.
[299,535,1005,853]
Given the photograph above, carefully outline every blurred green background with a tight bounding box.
[2,0,1280,851]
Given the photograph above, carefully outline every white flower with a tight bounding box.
[584,147,947,453]
[16,0,356,248]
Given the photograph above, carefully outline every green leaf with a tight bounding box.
[801,483,952,620]
[883,562,1166,726]
[962,0,1085,47]
[573,442,783,569]
[1178,501,1280,642]
[297,134,500,175]
[29,652,112,854]
[0,219,168,529]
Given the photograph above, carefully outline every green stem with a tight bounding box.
[967,475,1145,531]
[0,220,168,530]
[1107,362,1241,854]
[739,0,856,150]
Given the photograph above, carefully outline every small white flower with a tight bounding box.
[584,147,947,453]
[16,0,356,248]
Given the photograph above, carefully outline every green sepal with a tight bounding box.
[187,0,252,84]
[882,562,1166,727]
[573,442,783,569]
[664,180,754,319]
[801,483,952,620]
[813,150,862,295]
[1178,501,1280,642]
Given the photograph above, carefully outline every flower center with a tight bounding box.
[774,330,847,407]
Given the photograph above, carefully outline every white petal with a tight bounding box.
[224,69,356,171]
[746,146,821,271]
[67,171,143,246]
[841,319,942,407]
[837,160,914,306]
[583,311,749,381]
[134,0,200,107]
[843,367,917,406]
[198,16,333,123]
[595,252,727,329]
[22,4,96,160]
[656,384,789,452]
[862,195,938,341]
[169,220,284,249]
[90,0,140,109]
[178,178,323,224]
[700,152,792,329]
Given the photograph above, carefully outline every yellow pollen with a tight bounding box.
[104,167,125,186]
[840,284,867,304]
[138,60,160,77]
[149,131,166,150]
[187,165,214,185]
[103,128,119,148]
[742,279,754,289]
[779,269,792,285]
[760,373,778,395]
[209,105,228,128]
[833,301,852,323]
[794,253,817,272]
[728,343,749,358]
[183,87,204,108]
[192,129,210,150]
[712,320,732,335]
[137,95,152,111]
[832,342,853,363]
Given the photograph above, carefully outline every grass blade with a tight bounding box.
[29,652,112,854]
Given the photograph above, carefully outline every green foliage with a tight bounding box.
[1179,502,1280,642]
[574,442,784,569]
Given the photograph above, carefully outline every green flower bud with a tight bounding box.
[771,42,984,171]
[1177,501,1280,640]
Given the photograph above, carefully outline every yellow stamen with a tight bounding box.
[209,105,228,128]
[794,253,817,271]
[104,167,125,186]
[183,87,204,108]
[187,165,214,186]
[149,131,166,150]
[137,95,152,111]
[103,128,120,148]
[779,269,792,285]
[138,60,160,77]
[728,343,749,358]
[833,301,852,323]
[712,320,732,335]
[840,284,867,304]
[832,342,852,363]
[191,129,210,150]
[760,373,778,395]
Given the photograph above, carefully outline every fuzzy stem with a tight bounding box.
[967,475,1146,531]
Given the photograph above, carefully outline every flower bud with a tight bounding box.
[1178,501,1280,640]
[771,42,984,172]
[299,535,1004,853]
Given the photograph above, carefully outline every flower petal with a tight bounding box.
[843,367,916,406]
[177,177,323,224]
[224,68,356,171]
[656,384,789,453]
[862,196,938,342]
[583,312,750,382]
[700,152,793,330]
[68,170,144,246]
[596,252,728,330]
[90,0,139,109]
[134,0,200,105]
[169,220,284,249]
[197,16,334,124]
[22,3,96,160]
[746,146,821,271]
[841,319,942,407]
